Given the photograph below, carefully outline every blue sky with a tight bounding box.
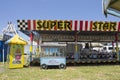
[0,0,120,35]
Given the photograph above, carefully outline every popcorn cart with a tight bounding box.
[6,35,27,68]
[40,44,66,69]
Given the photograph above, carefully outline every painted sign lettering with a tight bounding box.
[36,20,72,30]
[92,22,117,31]
[17,20,120,31]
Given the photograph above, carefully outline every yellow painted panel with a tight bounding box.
[9,44,24,68]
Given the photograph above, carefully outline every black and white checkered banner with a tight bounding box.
[17,20,28,30]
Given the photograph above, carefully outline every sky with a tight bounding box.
[0,0,120,37]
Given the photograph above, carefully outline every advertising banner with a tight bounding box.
[17,20,120,32]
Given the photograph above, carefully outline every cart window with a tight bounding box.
[45,48,49,56]
[41,47,65,57]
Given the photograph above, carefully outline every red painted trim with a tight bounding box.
[74,20,77,31]
[118,22,120,31]
[33,20,36,30]
[90,21,92,31]
[85,21,88,31]
[28,20,31,30]
[80,21,83,31]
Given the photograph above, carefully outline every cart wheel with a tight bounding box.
[59,64,66,69]
[41,64,47,69]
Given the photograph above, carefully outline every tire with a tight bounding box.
[41,64,47,69]
[59,63,66,69]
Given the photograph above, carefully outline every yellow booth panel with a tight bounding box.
[9,44,24,68]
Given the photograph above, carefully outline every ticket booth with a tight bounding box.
[6,35,27,68]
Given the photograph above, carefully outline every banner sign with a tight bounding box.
[17,20,120,31]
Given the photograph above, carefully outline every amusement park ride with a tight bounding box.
[2,22,17,35]
[17,19,120,69]
[0,22,17,64]
[1,0,120,69]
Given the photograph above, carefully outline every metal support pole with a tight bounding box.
[74,33,78,62]
[115,33,119,61]
[2,44,4,64]
[39,38,42,57]
[36,40,39,57]
[29,32,33,64]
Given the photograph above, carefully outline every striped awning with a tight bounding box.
[17,20,120,32]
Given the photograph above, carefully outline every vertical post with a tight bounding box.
[75,34,78,54]
[2,43,4,64]
[36,40,39,57]
[115,33,119,61]
[112,41,115,52]
[74,33,78,62]
[29,32,33,64]
[39,38,42,57]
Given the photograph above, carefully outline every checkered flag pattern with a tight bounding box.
[17,20,28,30]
